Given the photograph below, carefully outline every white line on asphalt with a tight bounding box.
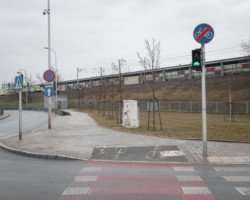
[235,187,250,195]
[75,176,98,182]
[181,187,212,195]
[62,187,91,195]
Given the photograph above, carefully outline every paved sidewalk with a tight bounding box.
[1,110,250,164]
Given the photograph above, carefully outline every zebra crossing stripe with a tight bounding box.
[74,176,98,182]
[213,167,250,171]
[62,187,91,195]
[177,175,202,182]
[174,166,195,171]
[223,176,250,182]
[182,187,212,195]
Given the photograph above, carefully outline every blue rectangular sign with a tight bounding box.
[15,76,23,91]
[45,87,54,97]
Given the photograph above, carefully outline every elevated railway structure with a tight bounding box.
[58,56,250,91]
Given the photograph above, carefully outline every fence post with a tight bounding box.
[179,102,181,112]
[169,101,171,112]
[190,102,192,113]
[216,101,218,113]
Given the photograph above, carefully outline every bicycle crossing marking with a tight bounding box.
[59,162,216,200]
[91,145,188,162]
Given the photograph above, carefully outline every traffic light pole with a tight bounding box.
[201,44,207,156]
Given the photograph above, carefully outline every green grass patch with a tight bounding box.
[79,109,250,142]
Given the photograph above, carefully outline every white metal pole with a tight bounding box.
[47,0,52,129]
[51,48,57,109]
[19,69,28,105]
[201,44,207,156]
[19,84,22,140]
[55,51,57,109]
[77,67,79,89]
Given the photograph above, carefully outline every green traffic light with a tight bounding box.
[193,61,201,67]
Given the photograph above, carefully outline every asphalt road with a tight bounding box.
[0,110,48,139]
[1,147,250,200]
[0,149,85,200]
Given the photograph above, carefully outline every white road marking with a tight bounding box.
[62,187,91,195]
[177,175,202,181]
[75,176,98,182]
[182,187,212,195]
[223,176,250,182]
[174,166,195,171]
[213,167,250,172]
[160,150,185,157]
[80,167,102,172]
[235,187,250,195]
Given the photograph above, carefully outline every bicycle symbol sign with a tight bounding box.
[193,23,214,44]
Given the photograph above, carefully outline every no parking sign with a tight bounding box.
[43,70,55,82]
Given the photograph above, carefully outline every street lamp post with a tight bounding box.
[19,69,28,106]
[17,71,23,140]
[77,67,83,89]
[43,0,52,129]
[44,47,57,109]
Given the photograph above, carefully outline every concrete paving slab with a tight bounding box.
[1,110,250,164]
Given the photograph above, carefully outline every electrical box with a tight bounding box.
[122,100,140,128]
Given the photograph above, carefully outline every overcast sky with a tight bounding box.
[0,0,250,86]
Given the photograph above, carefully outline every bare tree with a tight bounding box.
[241,39,250,56]
[36,73,44,85]
[95,67,106,115]
[106,64,119,119]
[112,58,126,123]
[112,58,126,101]
[137,39,162,130]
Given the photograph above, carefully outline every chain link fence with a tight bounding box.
[69,100,249,115]
[138,101,249,114]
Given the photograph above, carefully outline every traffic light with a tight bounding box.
[192,48,202,71]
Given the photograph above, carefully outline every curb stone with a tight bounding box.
[0,142,87,161]
[0,113,10,120]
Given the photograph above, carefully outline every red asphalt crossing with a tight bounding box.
[59,161,216,200]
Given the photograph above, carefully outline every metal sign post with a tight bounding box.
[193,23,214,156]
[43,0,52,129]
[43,70,55,129]
[201,44,207,155]
[19,89,22,140]
[15,75,23,140]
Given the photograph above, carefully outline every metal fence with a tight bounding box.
[139,101,249,114]
[0,103,65,115]
[68,100,249,115]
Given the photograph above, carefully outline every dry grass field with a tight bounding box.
[85,110,250,142]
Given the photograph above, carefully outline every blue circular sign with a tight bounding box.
[193,23,214,44]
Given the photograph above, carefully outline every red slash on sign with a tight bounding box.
[43,70,55,82]
[196,26,212,42]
